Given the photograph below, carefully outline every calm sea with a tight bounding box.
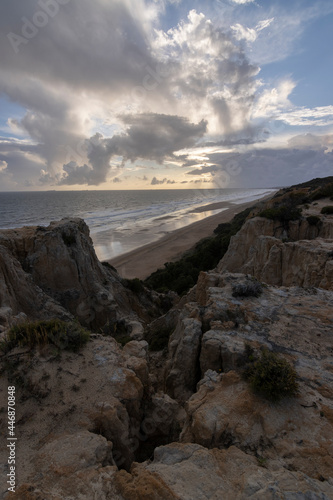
[0,189,275,260]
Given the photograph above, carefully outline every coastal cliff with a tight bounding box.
[0,218,164,335]
[1,179,333,499]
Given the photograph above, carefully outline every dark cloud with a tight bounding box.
[203,148,333,188]
[59,114,207,185]
[187,165,220,176]
[0,1,156,95]
[116,114,207,162]
[151,176,176,185]
[151,177,167,185]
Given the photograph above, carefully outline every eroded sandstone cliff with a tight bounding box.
[219,198,333,289]
[1,200,333,499]
[0,218,163,334]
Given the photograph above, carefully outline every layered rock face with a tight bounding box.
[1,214,333,499]
[219,213,333,289]
[0,219,161,332]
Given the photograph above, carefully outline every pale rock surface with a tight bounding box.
[165,308,203,402]
[162,271,333,488]
[0,335,150,495]
[0,241,72,328]
[114,443,333,499]
[219,216,333,289]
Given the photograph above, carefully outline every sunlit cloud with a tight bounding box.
[0,0,332,189]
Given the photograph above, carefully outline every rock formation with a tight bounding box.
[1,190,333,498]
[219,201,333,289]
[0,218,162,333]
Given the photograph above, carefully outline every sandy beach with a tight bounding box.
[108,198,264,280]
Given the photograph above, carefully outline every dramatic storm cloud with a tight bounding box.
[0,0,332,190]
[59,114,207,185]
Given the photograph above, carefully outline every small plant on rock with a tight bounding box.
[321,206,333,215]
[306,215,321,226]
[1,319,90,354]
[244,349,298,401]
[232,280,263,298]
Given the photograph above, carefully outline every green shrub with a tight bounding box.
[146,326,174,352]
[310,183,333,201]
[101,261,117,272]
[232,280,263,298]
[306,215,321,226]
[259,205,302,223]
[244,349,298,401]
[1,320,90,353]
[321,206,333,215]
[123,278,144,294]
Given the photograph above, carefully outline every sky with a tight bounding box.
[0,0,332,191]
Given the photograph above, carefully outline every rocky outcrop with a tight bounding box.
[0,335,179,497]
[159,271,333,494]
[114,443,333,500]
[0,218,161,332]
[0,242,72,330]
[219,215,333,289]
[1,207,333,498]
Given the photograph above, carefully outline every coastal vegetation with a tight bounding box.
[258,204,302,223]
[232,279,263,298]
[144,207,253,295]
[0,319,90,354]
[321,206,333,215]
[306,215,321,226]
[243,346,299,401]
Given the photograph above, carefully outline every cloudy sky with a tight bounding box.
[0,0,332,191]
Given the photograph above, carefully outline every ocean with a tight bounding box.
[0,188,275,261]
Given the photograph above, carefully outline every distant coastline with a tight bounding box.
[0,188,276,264]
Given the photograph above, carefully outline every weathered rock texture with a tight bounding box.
[160,271,333,495]
[219,213,333,289]
[0,218,161,332]
[1,210,333,499]
[0,336,181,499]
[114,443,333,500]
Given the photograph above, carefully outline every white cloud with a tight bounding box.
[0,4,264,187]
[153,9,261,138]
[288,133,333,152]
[0,160,8,172]
[230,0,255,4]
[253,79,296,119]
[231,23,257,42]
[256,18,274,32]
[0,1,331,189]
[279,106,333,127]
[231,18,274,43]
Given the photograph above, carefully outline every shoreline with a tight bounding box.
[108,197,270,280]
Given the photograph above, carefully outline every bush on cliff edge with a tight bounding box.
[1,319,90,354]
[244,348,299,401]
